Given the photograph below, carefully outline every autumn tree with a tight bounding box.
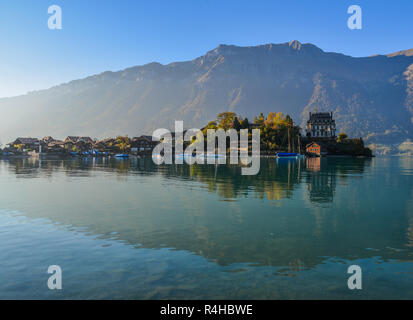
[202,121,218,136]
[116,136,131,152]
[264,112,288,129]
[217,112,236,130]
[253,113,265,126]
[337,133,348,143]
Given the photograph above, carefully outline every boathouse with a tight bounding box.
[305,141,327,156]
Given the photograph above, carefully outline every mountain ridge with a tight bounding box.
[1,40,413,147]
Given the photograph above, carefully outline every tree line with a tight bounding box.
[200,111,301,152]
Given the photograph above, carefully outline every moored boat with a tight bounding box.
[276,152,298,159]
[115,153,129,158]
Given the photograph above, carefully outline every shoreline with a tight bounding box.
[0,153,377,160]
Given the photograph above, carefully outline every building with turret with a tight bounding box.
[306,112,336,139]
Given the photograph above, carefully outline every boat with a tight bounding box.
[276,124,305,159]
[91,150,101,156]
[175,153,193,158]
[276,152,298,159]
[115,153,129,158]
[198,153,225,159]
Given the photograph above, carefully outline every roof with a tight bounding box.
[306,141,327,150]
[307,112,335,122]
[42,136,56,142]
[14,137,39,144]
[65,136,94,143]
[132,135,153,142]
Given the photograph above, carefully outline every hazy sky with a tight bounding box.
[0,0,412,98]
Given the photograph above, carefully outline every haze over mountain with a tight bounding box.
[1,40,413,148]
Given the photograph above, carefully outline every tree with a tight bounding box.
[264,112,287,129]
[233,117,241,131]
[337,133,348,143]
[285,114,293,126]
[202,121,217,135]
[14,144,24,151]
[253,113,265,126]
[206,121,217,128]
[217,112,236,130]
[256,113,265,126]
[241,117,250,129]
[116,136,131,152]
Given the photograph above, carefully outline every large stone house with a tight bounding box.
[306,112,336,139]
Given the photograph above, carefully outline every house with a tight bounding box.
[11,138,41,151]
[305,141,327,156]
[100,138,116,145]
[64,136,94,152]
[42,136,57,144]
[64,136,94,144]
[46,141,65,152]
[306,112,336,139]
[12,137,39,146]
[94,138,117,153]
[130,136,158,152]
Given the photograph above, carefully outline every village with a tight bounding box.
[0,135,158,158]
[0,112,373,159]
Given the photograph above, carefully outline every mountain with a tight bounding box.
[1,40,413,148]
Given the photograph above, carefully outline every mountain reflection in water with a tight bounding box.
[1,156,413,299]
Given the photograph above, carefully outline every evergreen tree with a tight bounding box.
[241,117,250,129]
[233,117,241,131]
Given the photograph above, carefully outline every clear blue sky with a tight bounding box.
[0,0,412,98]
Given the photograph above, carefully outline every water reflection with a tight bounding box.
[2,156,412,270]
[3,156,370,204]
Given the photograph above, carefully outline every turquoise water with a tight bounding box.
[0,156,413,299]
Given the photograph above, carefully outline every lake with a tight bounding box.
[1,156,413,299]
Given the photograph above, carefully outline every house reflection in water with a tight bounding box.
[305,157,336,203]
[306,157,321,172]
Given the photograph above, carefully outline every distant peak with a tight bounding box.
[206,40,322,57]
[214,44,237,51]
[205,44,239,57]
[386,48,413,58]
[288,40,302,50]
